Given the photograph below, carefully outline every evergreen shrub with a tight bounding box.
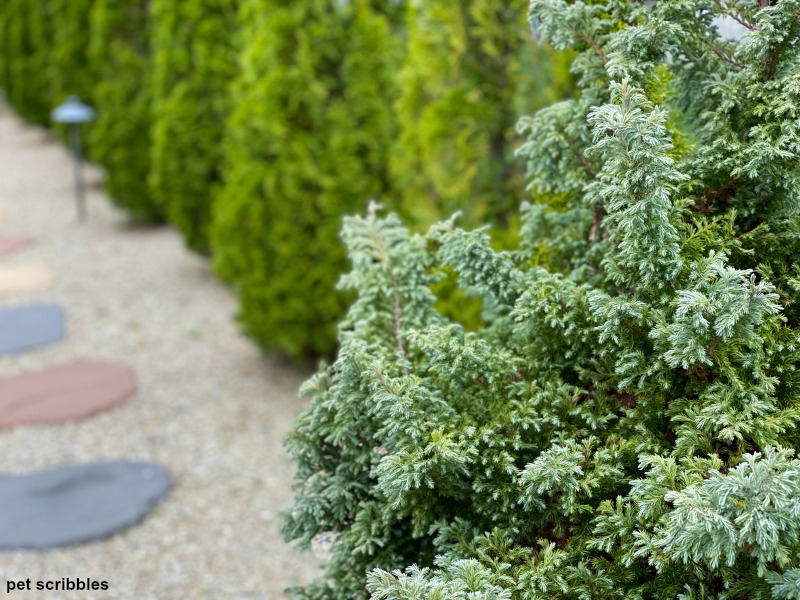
[211,0,401,360]
[50,0,94,105]
[49,0,95,147]
[150,0,239,253]
[0,0,53,125]
[284,1,800,598]
[89,0,161,221]
[392,0,573,228]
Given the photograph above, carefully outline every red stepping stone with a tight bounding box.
[0,236,34,258]
[0,360,136,430]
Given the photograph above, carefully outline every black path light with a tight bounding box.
[51,96,95,222]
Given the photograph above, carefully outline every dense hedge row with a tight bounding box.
[150,0,240,252]
[89,0,161,221]
[51,0,95,107]
[211,0,403,359]
[392,0,563,227]
[0,0,573,361]
[0,0,53,125]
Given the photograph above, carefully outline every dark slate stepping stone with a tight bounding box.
[0,303,64,355]
[0,236,33,259]
[0,461,171,550]
[0,360,136,430]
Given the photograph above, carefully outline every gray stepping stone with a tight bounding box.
[0,303,64,355]
[0,461,171,550]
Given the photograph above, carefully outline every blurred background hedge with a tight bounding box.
[150,0,240,252]
[0,0,574,363]
[89,0,162,221]
[211,0,403,359]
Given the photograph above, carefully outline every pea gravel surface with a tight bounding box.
[0,109,323,597]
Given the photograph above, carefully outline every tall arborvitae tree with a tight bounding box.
[89,0,161,221]
[48,0,96,149]
[391,0,573,228]
[211,0,402,360]
[50,0,94,105]
[149,0,240,253]
[284,1,800,598]
[0,0,53,125]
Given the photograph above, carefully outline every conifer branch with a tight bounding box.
[714,0,758,31]
[763,14,798,81]
[712,46,747,69]
[573,28,608,64]
[372,231,407,359]
[589,205,605,242]
[565,136,599,177]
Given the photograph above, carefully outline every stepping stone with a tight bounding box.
[0,264,52,297]
[0,461,171,550]
[0,360,136,430]
[0,236,33,258]
[0,303,65,355]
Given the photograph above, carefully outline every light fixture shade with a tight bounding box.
[51,96,95,124]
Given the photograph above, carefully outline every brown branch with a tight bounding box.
[373,232,407,359]
[589,205,605,242]
[571,28,608,64]
[387,267,406,357]
[692,178,740,214]
[713,46,747,69]
[714,0,758,31]
[564,136,598,177]
[763,14,798,81]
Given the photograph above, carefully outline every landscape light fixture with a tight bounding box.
[51,96,95,222]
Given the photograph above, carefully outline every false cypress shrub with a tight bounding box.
[284,1,800,598]
[149,0,239,253]
[392,0,573,228]
[211,0,401,360]
[89,0,161,221]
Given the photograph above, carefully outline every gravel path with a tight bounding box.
[0,109,322,598]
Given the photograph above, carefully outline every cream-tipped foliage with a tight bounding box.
[285,2,800,598]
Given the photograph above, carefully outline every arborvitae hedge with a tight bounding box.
[285,1,800,598]
[392,0,573,228]
[211,0,402,360]
[89,0,161,221]
[150,0,239,253]
[0,0,53,125]
[50,0,94,105]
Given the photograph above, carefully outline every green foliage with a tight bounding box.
[0,0,93,142]
[50,0,94,104]
[149,0,239,252]
[285,1,800,598]
[89,0,161,221]
[211,0,402,360]
[49,0,96,147]
[392,0,575,228]
[0,0,53,125]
